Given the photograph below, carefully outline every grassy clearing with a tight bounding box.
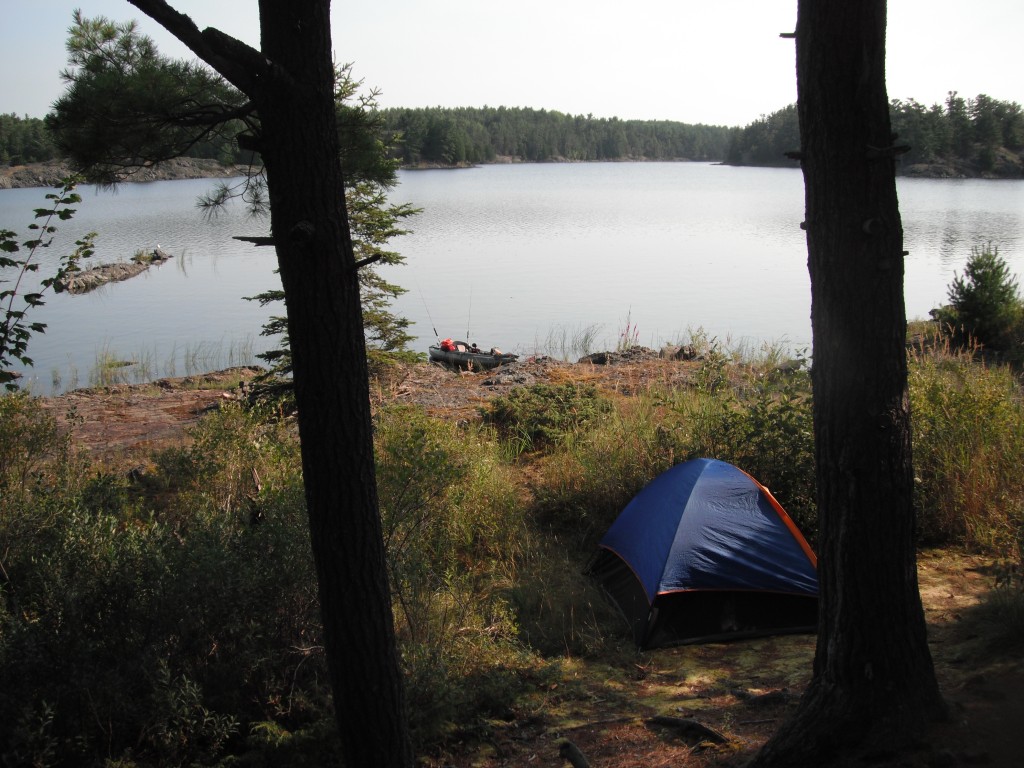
[2,333,1022,766]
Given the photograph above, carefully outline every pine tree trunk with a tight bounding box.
[750,2,946,764]
[255,2,412,766]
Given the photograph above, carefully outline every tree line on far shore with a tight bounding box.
[0,112,236,167]
[0,114,56,164]
[727,92,1024,176]
[3,90,1022,177]
[377,106,733,164]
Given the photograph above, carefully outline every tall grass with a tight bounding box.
[532,322,603,360]
[530,395,673,547]
[83,339,258,390]
[90,345,155,387]
[909,347,1024,550]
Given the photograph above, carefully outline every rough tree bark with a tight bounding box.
[124,1,413,766]
[750,2,947,765]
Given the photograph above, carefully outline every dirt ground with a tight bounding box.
[39,358,1024,767]
[413,549,1021,768]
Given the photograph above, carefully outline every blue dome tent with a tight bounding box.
[587,458,818,649]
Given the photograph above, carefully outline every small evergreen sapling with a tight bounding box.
[937,244,1022,351]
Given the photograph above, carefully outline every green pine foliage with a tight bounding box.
[725,104,800,166]
[246,65,422,395]
[932,244,1023,351]
[46,11,246,180]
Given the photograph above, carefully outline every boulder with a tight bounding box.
[660,344,698,361]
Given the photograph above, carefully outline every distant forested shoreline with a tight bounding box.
[726,92,1023,178]
[377,106,733,165]
[2,91,1021,179]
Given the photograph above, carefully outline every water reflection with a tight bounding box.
[1,164,1021,393]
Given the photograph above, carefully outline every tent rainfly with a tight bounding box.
[587,458,819,649]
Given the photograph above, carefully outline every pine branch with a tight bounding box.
[125,0,268,95]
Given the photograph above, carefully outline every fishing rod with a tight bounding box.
[417,285,440,342]
[465,285,473,341]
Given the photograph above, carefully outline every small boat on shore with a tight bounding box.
[428,339,518,371]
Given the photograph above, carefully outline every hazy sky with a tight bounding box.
[3,1,1023,127]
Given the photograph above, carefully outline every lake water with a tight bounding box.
[2,163,1022,393]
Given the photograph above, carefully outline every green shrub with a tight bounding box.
[148,401,302,520]
[670,369,818,542]
[0,401,324,767]
[0,488,325,767]
[373,406,531,746]
[530,396,675,546]
[484,383,612,453]
[0,391,66,499]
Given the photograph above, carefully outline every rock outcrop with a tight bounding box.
[0,158,242,190]
[56,247,173,294]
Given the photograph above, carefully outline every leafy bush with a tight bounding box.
[0,391,65,498]
[0,483,328,763]
[670,369,818,542]
[530,397,674,546]
[484,382,612,453]
[148,401,301,520]
[373,406,531,745]
[934,244,1023,351]
[0,404,324,767]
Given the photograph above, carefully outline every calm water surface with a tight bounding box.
[1,163,1021,393]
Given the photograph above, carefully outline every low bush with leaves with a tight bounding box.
[0,400,325,767]
[373,405,531,744]
[0,390,68,498]
[484,382,612,453]
[669,366,818,542]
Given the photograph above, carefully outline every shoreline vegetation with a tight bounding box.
[3,147,1020,192]
[3,333,1023,767]
[4,92,1022,188]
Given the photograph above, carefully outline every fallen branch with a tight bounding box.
[559,716,635,732]
[644,715,729,744]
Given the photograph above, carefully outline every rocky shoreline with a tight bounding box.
[0,157,243,189]
[6,153,1019,188]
